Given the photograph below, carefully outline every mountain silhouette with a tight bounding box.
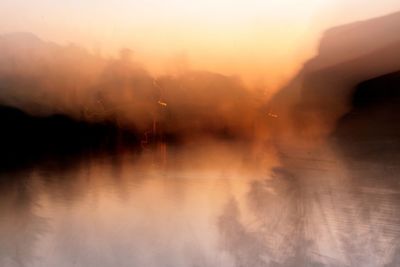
[332,71,400,161]
[269,11,400,139]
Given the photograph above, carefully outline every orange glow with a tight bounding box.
[1,1,399,91]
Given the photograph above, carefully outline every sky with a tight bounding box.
[1,0,400,90]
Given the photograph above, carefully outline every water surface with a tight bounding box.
[1,141,400,267]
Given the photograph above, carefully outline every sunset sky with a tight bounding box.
[1,0,400,89]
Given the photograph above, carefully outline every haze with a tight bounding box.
[2,1,400,267]
[2,0,400,89]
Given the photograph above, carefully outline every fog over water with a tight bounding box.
[1,139,400,267]
[1,7,400,267]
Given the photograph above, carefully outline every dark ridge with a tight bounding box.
[0,104,140,171]
[268,11,400,138]
[352,71,400,108]
[332,71,400,162]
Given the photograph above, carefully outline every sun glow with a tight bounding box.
[1,0,400,89]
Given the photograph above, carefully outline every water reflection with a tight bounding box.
[0,141,400,267]
[0,171,47,267]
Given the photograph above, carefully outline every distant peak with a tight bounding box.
[324,10,400,37]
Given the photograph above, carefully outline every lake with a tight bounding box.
[1,140,400,267]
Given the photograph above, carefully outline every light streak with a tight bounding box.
[158,100,167,107]
[267,112,278,118]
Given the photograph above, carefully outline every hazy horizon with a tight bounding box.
[2,2,400,267]
[2,1,400,90]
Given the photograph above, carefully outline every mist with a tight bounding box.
[2,4,400,267]
[0,32,268,142]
